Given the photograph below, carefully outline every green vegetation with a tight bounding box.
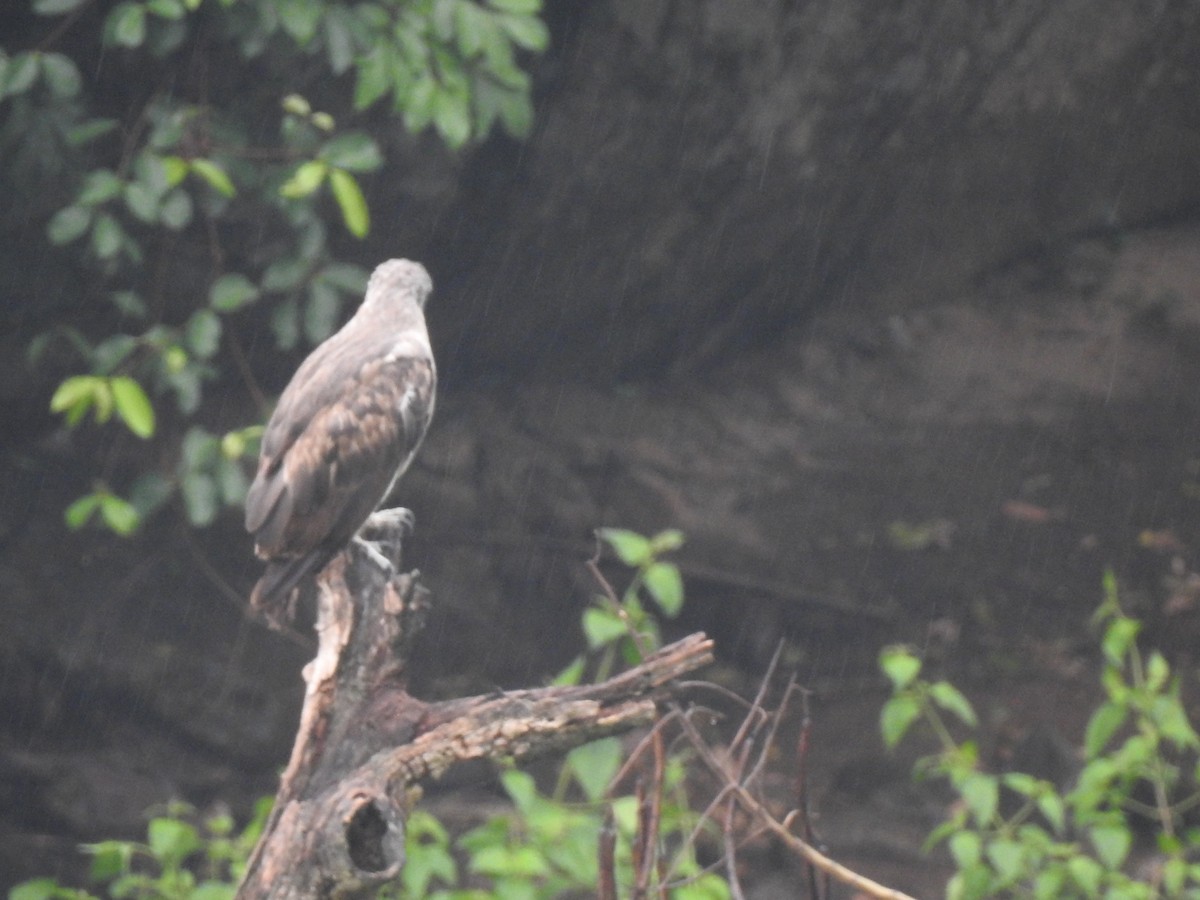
[3,0,547,534]
[8,529,727,900]
[8,799,270,900]
[882,570,1200,899]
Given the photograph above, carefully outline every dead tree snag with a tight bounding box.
[236,510,714,899]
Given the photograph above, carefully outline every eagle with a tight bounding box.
[245,258,436,618]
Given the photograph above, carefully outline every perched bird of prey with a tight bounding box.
[245,259,436,618]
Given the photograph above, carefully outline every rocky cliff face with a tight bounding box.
[413,0,1200,379]
[4,1,1200,892]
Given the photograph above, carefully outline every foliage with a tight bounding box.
[8,799,270,900]
[384,528,725,899]
[554,527,687,686]
[881,569,1200,899]
[9,529,727,900]
[3,0,547,535]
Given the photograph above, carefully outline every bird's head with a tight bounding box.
[365,258,434,310]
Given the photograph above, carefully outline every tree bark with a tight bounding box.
[236,509,714,899]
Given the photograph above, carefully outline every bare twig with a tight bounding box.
[598,806,618,900]
[674,708,919,900]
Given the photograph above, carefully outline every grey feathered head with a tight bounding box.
[365,259,433,311]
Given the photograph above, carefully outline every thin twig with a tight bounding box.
[598,806,618,900]
[723,792,747,900]
[675,711,919,900]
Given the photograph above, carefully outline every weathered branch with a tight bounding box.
[236,509,713,899]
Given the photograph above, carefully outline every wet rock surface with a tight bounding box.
[5,0,1200,891]
[5,225,1200,892]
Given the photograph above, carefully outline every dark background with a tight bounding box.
[4,1,1200,893]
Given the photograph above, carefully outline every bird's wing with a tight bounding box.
[245,354,435,557]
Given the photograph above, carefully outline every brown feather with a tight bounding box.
[244,259,436,616]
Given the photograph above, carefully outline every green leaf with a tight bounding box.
[186,309,222,359]
[219,430,245,460]
[879,694,921,749]
[469,844,550,878]
[182,472,218,526]
[78,169,124,206]
[1037,791,1066,834]
[582,607,626,649]
[432,88,472,148]
[158,188,193,229]
[318,262,368,294]
[90,213,123,259]
[499,768,538,812]
[496,87,533,138]
[1145,650,1170,692]
[674,874,732,900]
[280,160,328,198]
[106,2,147,48]
[597,527,652,567]
[1032,868,1066,899]
[1000,772,1039,796]
[10,880,71,900]
[161,155,190,186]
[497,11,548,51]
[353,45,392,110]
[110,376,156,438]
[65,493,102,530]
[322,8,356,74]
[320,132,383,172]
[147,817,201,865]
[47,205,92,245]
[33,0,88,13]
[1083,701,1126,758]
[1090,823,1131,870]
[649,528,684,554]
[100,494,140,535]
[1101,617,1140,667]
[947,829,981,869]
[215,458,247,504]
[329,168,369,237]
[281,93,311,116]
[552,655,585,686]
[879,645,921,690]
[40,53,81,98]
[454,0,492,57]
[181,426,218,470]
[928,681,977,727]
[190,883,235,900]
[566,737,622,802]
[145,0,185,19]
[959,772,999,826]
[985,838,1024,884]
[67,118,119,146]
[643,561,683,617]
[276,0,321,44]
[1162,856,1187,896]
[189,158,236,197]
[270,297,300,349]
[487,0,540,12]
[304,281,342,343]
[50,375,103,423]
[94,332,139,371]
[0,53,40,99]
[209,273,260,312]
[129,472,174,518]
[263,256,309,293]
[124,181,159,222]
[403,77,437,132]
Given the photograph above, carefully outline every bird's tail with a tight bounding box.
[250,550,334,627]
